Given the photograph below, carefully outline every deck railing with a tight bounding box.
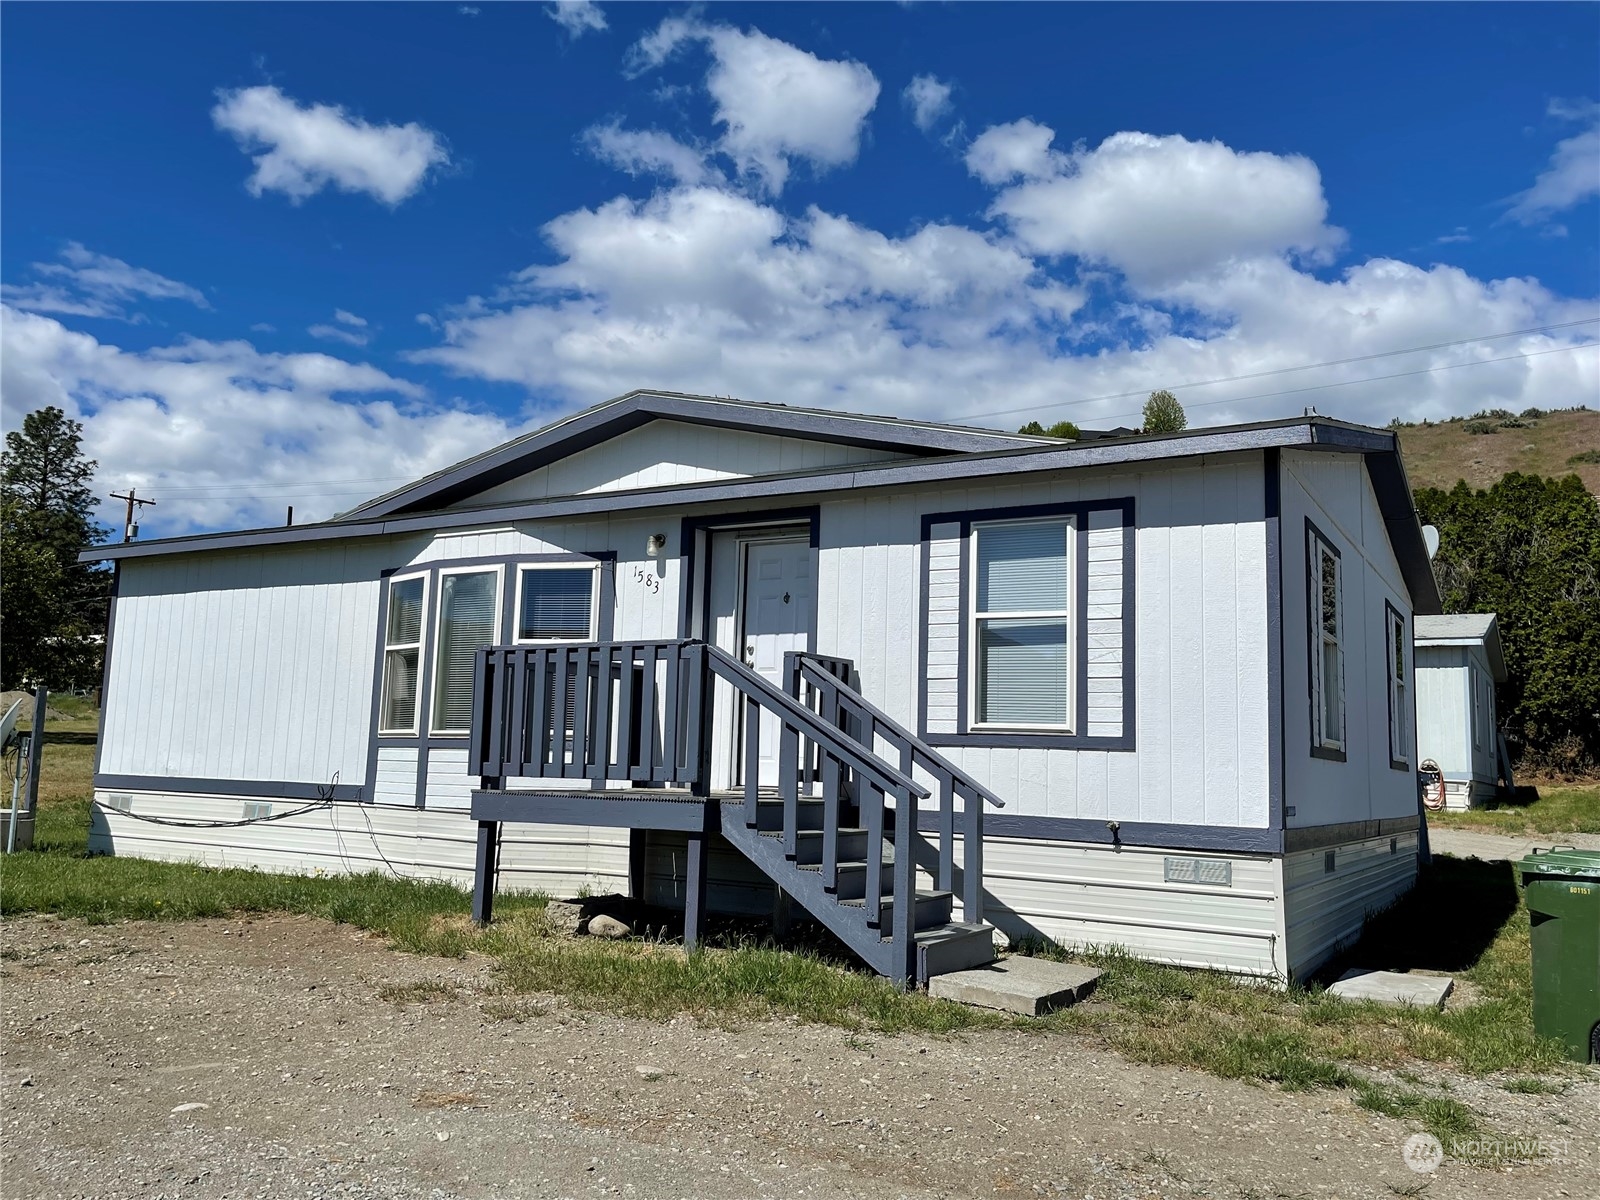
[470,638,992,981]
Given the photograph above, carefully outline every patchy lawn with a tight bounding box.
[2,729,1583,1149]
[1427,784,1600,836]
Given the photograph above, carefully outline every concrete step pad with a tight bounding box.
[928,956,1102,1017]
[1327,969,1454,1009]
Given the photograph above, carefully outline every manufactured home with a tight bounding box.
[1415,613,1509,810]
[84,390,1440,985]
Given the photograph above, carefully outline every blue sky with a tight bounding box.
[3,2,1596,535]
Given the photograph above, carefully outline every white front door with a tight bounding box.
[739,537,814,787]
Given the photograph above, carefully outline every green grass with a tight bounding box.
[3,739,1580,1152]
[1427,784,1600,836]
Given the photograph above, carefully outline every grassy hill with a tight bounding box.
[1391,407,1600,494]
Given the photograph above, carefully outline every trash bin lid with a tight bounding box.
[1516,847,1600,883]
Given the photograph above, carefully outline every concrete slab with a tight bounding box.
[1327,969,1453,1010]
[928,956,1102,1016]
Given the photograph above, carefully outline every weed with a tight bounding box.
[1502,1077,1566,1095]
[378,981,461,1005]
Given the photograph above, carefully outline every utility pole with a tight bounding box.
[109,488,156,541]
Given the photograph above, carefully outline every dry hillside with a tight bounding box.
[1392,406,1600,494]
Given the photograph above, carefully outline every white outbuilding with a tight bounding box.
[1414,613,1509,810]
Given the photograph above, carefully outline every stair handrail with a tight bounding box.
[789,653,1005,811]
[704,645,929,801]
[789,651,1001,928]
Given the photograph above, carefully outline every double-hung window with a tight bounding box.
[431,566,503,736]
[971,519,1073,729]
[1309,527,1344,753]
[1386,603,1408,767]
[378,572,428,735]
[514,564,599,643]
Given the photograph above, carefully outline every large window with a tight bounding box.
[515,564,599,642]
[379,573,428,735]
[971,519,1073,728]
[431,567,503,735]
[1309,525,1344,754]
[1386,603,1408,767]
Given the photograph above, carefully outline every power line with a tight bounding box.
[1083,342,1598,426]
[956,316,1600,422]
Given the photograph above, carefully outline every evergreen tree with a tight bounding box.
[1142,389,1187,433]
[1,406,111,689]
[1416,472,1600,772]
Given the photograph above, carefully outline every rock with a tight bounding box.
[587,914,631,939]
[170,1102,209,1114]
[544,901,588,936]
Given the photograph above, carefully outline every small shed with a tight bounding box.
[1414,613,1508,810]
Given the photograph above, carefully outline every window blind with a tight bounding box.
[974,519,1072,727]
[433,571,498,733]
[519,568,594,640]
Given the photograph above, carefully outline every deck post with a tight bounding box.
[628,828,649,901]
[684,829,708,952]
[471,819,500,926]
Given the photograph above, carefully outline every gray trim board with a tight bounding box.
[92,561,121,778]
[1264,449,1286,831]
[916,811,1283,854]
[918,498,1135,751]
[471,789,717,831]
[363,566,397,808]
[1283,815,1420,854]
[80,418,1441,620]
[94,774,365,802]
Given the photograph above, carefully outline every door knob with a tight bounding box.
[744,643,755,665]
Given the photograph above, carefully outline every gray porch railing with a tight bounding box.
[784,651,1004,926]
[469,638,948,983]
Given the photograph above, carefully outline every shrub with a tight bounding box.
[1464,420,1498,435]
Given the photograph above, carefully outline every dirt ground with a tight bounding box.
[2,915,1595,1200]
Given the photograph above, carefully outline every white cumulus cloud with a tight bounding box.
[975,125,1343,286]
[211,85,450,207]
[582,122,721,186]
[903,75,954,133]
[546,0,606,37]
[0,304,518,534]
[2,243,209,322]
[1506,99,1600,227]
[626,17,880,194]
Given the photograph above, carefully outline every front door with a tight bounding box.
[739,537,814,787]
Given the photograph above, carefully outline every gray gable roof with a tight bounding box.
[338,389,1057,520]
[80,404,1441,615]
[1415,613,1505,680]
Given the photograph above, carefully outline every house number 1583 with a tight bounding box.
[633,566,661,594]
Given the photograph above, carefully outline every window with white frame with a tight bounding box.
[1386,603,1409,766]
[1309,527,1344,753]
[431,566,503,735]
[971,518,1073,728]
[514,564,599,643]
[378,572,428,735]
[1472,665,1486,749]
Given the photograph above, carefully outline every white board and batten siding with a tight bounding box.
[1278,450,1419,829]
[819,453,1271,828]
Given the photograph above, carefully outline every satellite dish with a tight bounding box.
[1422,525,1441,561]
[0,699,24,756]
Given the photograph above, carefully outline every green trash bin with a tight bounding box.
[1516,848,1600,1064]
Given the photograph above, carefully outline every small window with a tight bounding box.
[431,567,502,735]
[515,565,598,643]
[1308,526,1344,753]
[971,519,1073,729]
[378,573,428,735]
[1386,604,1409,767]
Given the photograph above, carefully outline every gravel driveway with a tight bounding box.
[2,914,1595,1199]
